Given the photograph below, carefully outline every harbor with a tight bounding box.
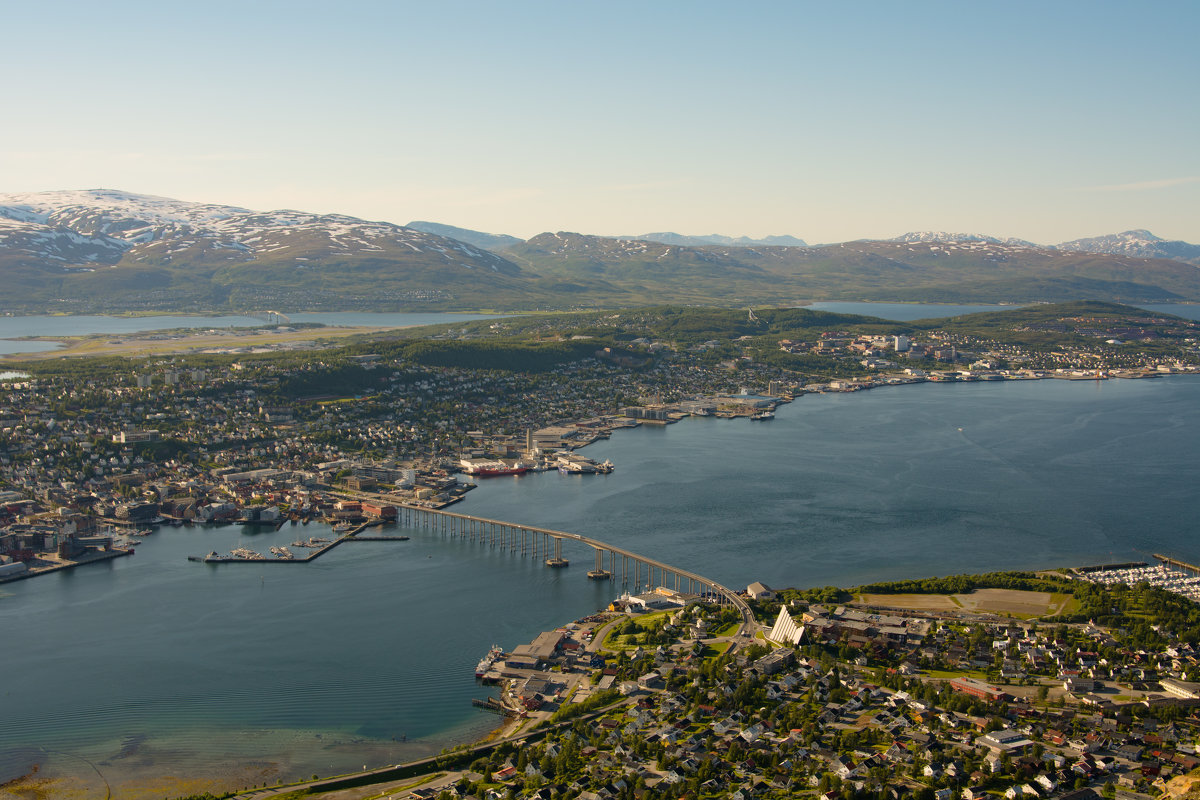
[1076,555,1200,603]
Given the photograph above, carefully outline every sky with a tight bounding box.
[3,1,1198,244]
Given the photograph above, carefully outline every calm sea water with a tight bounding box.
[807,301,1200,322]
[0,312,503,356]
[2,370,1199,793]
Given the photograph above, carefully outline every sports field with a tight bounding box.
[856,588,1078,618]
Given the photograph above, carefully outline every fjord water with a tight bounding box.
[0,312,502,356]
[3,377,1200,792]
[805,301,1200,322]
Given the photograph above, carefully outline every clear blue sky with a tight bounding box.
[3,1,1197,243]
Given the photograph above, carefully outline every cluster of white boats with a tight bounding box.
[1082,564,1200,603]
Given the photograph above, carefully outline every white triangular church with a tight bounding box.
[767,605,804,646]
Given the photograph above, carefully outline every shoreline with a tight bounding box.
[211,552,1200,799]
[4,325,1199,794]
[0,547,132,584]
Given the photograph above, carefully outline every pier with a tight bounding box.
[187,522,374,563]
[1154,553,1200,576]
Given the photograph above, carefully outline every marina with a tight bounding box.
[1077,556,1200,603]
[187,521,374,563]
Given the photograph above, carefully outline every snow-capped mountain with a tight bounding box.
[0,189,518,273]
[0,189,536,312]
[1054,230,1200,267]
[623,232,808,248]
[3,189,1198,311]
[885,231,1039,247]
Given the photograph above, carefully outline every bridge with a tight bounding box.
[389,503,753,629]
[193,485,755,632]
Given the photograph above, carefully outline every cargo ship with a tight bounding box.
[459,458,530,477]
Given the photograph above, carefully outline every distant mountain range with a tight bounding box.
[405,221,523,251]
[414,223,1200,266]
[1053,229,1200,266]
[621,232,809,248]
[884,232,1039,247]
[1,189,1197,312]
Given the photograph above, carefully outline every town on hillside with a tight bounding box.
[3,305,1198,576]
[208,569,1200,800]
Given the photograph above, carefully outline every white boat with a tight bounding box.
[475,644,505,677]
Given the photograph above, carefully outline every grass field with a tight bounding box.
[856,588,1080,618]
[700,642,732,660]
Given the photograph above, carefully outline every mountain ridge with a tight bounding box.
[0,189,531,311]
[2,189,1199,312]
[1053,229,1200,266]
[621,231,808,248]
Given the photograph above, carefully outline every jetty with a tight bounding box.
[1154,553,1200,576]
[187,522,376,563]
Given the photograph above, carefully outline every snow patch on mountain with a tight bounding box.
[886,231,1039,247]
[1052,230,1200,267]
[0,189,518,273]
[627,232,808,248]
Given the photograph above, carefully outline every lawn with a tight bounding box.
[602,611,671,651]
[700,642,732,660]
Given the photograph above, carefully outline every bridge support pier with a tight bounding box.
[587,547,611,580]
[382,503,748,623]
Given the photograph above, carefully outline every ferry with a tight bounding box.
[750,410,775,420]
